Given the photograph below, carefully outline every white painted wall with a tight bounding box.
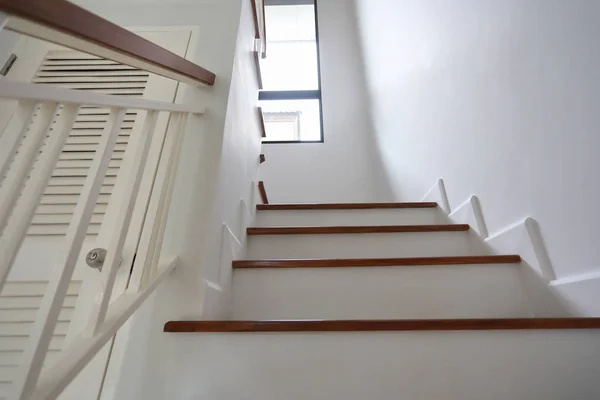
[353,0,600,285]
[259,0,392,203]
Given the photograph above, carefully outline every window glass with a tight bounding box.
[261,5,319,91]
[261,99,321,142]
[260,1,323,142]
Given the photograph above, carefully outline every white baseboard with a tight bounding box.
[449,195,488,238]
[485,218,555,282]
[421,178,451,214]
[201,223,242,319]
[424,179,600,317]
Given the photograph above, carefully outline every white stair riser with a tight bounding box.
[246,232,489,259]
[232,264,530,319]
[254,208,447,227]
[165,331,600,400]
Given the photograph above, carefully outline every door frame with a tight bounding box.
[96,25,202,400]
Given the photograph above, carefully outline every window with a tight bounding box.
[260,0,323,143]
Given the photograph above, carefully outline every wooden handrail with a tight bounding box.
[257,107,267,138]
[258,181,269,204]
[251,0,267,58]
[0,0,216,86]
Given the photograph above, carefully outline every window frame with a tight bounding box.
[260,0,324,144]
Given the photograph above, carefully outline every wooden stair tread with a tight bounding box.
[164,318,600,333]
[247,224,470,235]
[257,202,438,210]
[233,255,521,269]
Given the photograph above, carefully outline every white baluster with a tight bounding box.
[11,108,127,400]
[146,113,187,286]
[0,100,37,183]
[87,110,160,332]
[0,104,78,292]
[30,257,178,400]
[0,102,57,234]
[132,113,186,290]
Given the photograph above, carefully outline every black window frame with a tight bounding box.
[260,0,324,144]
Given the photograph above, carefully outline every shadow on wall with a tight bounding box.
[424,179,596,317]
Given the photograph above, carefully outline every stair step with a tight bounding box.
[257,202,437,210]
[232,259,529,319]
[164,318,600,332]
[254,205,446,227]
[246,229,486,259]
[161,327,600,399]
[233,255,521,268]
[247,224,469,235]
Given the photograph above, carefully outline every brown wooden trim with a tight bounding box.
[257,107,266,138]
[233,255,522,269]
[247,225,470,235]
[257,202,438,210]
[0,0,216,86]
[250,0,261,39]
[259,154,266,164]
[164,318,600,333]
[258,181,269,205]
[253,51,263,90]
[261,0,267,58]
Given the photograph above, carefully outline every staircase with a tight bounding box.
[164,202,600,399]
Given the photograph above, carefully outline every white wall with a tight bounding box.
[259,0,392,203]
[353,0,600,283]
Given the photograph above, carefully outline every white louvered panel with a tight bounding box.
[36,204,107,215]
[58,152,124,161]
[52,167,120,177]
[0,350,61,369]
[61,143,128,152]
[0,307,74,324]
[71,120,135,130]
[44,185,113,195]
[40,194,111,205]
[26,50,149,236]
[35,70,150,78]
[32,214,104,225]
[0,322,69,336]
[34,77,149,84]
[56,159,120,169]
[0,337,64,352]
[0,282,81,297]
[38,65,138,71]
[47,176,116,186]
[27,225,101,236]
[0,281,81,398]
[0,295,77,309]
[75,113,136,122]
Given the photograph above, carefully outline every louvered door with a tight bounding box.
[0,282,81,399]
[1,30,191,400]
[29,51,150,236]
